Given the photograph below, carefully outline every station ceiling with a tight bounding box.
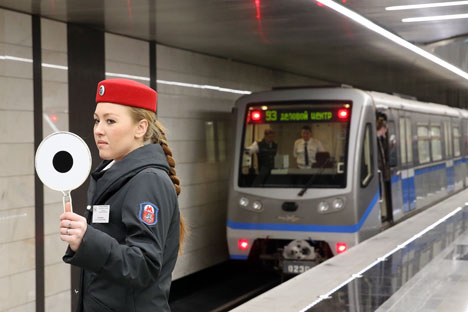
[1,0,468,106]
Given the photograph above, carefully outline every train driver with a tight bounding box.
[245,128,278,172]
[293,125,325,169]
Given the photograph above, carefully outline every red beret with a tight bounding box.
[96,78,157,112]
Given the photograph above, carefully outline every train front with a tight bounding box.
[226,88,380,273]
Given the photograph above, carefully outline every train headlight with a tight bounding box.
[317,201,329,213]
[252,201,263,211]
[239,197,249,207]
[332,198,344,210]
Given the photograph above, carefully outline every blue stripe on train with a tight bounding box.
[392,160,465,211]
[230,254,248,260]
[229,159,467,236]
[227,192,379,234]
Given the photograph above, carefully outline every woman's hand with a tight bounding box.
[59,203,87,252]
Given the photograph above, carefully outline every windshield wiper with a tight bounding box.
[297,158,332,197]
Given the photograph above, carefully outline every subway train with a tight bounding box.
[226,87,468,274]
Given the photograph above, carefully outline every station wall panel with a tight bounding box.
[0,8,36,312]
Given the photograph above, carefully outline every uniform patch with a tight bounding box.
[139,202,158,225]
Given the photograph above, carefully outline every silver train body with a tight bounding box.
[226,87,468,272]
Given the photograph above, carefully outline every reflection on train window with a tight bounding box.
[430,126,442,161]
[453,126,461,157]
[417,125,430,164]
[239,102,350,188]
[360,124,373,187]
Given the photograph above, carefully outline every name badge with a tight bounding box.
[92,205,110,223]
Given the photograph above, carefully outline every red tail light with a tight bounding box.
[238,239,249,250]
[336,242,348,253]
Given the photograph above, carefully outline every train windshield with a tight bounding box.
[238,101,350,188]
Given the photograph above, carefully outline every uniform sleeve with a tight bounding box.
[246,141,258,154]
[63,171,178,288]
[317,140,325,152]
[293,139,300,158]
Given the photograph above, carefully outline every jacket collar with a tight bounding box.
[88,144,170,205]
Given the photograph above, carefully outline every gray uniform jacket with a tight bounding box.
[63,144,180,312]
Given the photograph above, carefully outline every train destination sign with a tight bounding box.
[249,107,349,124]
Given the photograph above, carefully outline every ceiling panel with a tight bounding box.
[1,0,467,106]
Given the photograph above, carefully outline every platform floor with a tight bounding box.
[377,229,468,312]
[233,190,468,312]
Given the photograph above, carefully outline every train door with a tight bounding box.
[376,109,395,223]
[397,113,416,219]
[385,113,400,220]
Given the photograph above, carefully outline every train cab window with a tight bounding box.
[360,124,373,187]
[417,125,430,164]
[430,126,442,161]
[453,127,461,157]
[239,102,351,188]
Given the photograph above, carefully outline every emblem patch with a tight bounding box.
[139,202,158,225]
[99,85,105,96]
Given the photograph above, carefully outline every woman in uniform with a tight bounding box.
[59,78,185,312]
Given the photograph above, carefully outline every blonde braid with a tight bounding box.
[128,107,186,252]
[150,120,181,195]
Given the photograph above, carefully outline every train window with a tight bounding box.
[406,118,413,163]
[387,121,397,167]
[444,121,453,157]
[417,125,430,164]
[400,117,413,165]
[360,124,373,187]
[430,126,442,161]
[399,119,407,164]
[238,102,350,188]
[453,127,461,157]
[465,121,468,155]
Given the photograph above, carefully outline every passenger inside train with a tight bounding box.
[240,103,350,188]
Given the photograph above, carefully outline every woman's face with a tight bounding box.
[93,102,146,161]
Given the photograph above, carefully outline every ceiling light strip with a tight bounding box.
[316,0,468,81]
[402,13,468,22]
[1,56,251,95]
[104,73,253,94]
[386,1,468,11]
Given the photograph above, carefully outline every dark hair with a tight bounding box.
[301,125,312,132]
[264,128,274,135]
[376,117,387,131]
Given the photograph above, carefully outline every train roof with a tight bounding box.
[236,87,468,118]
[367,90,463,117]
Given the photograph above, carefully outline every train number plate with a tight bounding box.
[283,260,315,274]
